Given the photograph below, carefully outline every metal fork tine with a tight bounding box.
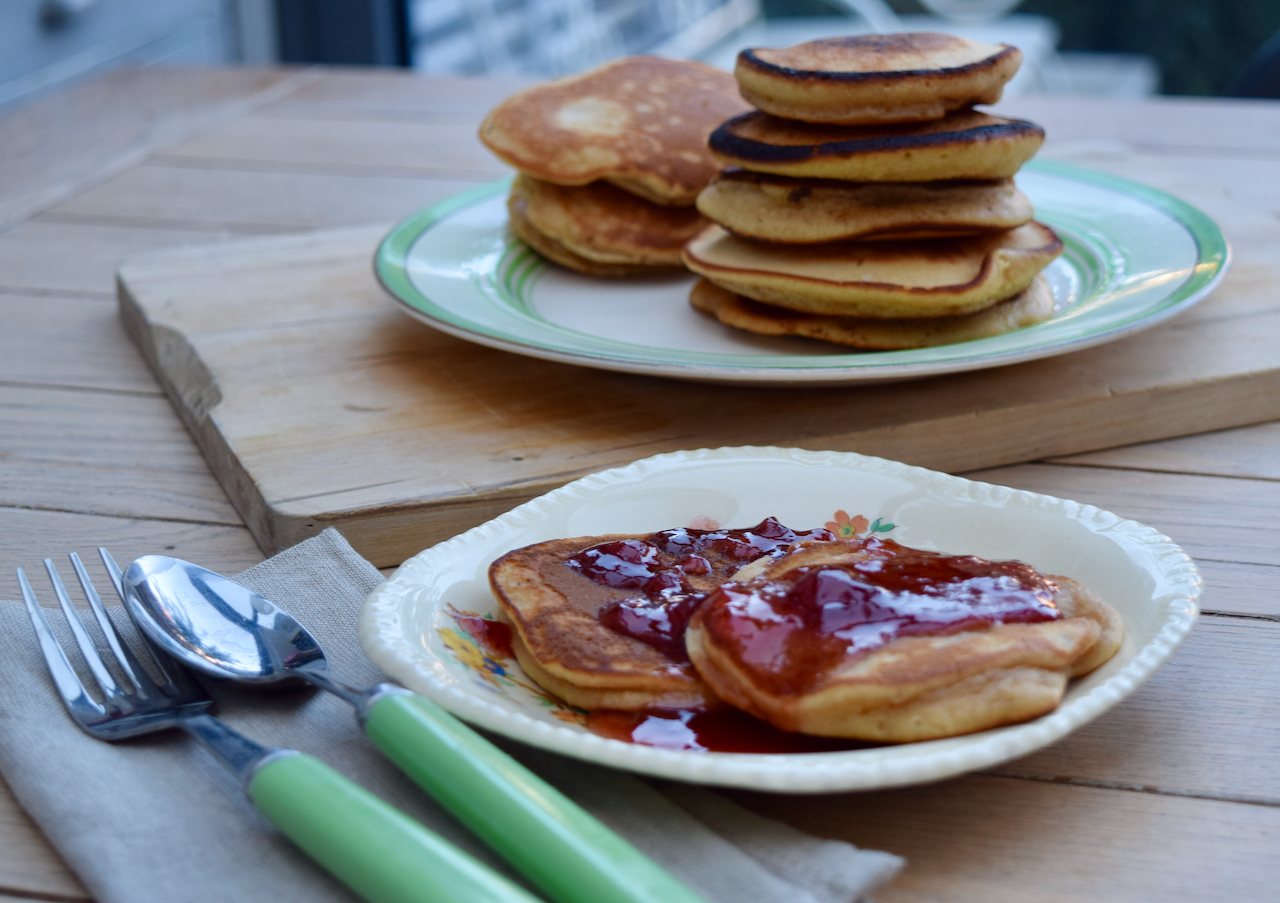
[71,551,161,701]
[17,567,106,718]
[42,558,128,711]
[97,548,200,697]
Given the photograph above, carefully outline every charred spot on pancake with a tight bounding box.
[737,35,1020,85]
[709,110,1045,166]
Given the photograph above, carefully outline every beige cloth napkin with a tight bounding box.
[0,529,902,903]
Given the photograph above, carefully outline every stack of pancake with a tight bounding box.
[683,33,1064,350]
[479,56,750,277]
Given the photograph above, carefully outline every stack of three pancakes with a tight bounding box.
[683,33,1064,350]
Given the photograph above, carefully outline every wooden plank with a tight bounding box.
[0,291,159,392]
[0,66,321,231]
[1050,421,1280,482]
[0,221,267,297]
[155,116,510,179]
[736,774,1280,903]
[967,463,1280,569]
[0,779,85,903]
[1193,559,1280,619]
[262,69,534,120]
[991,615,1280,802]
[0,385,242,525]
[1002,94,1280,155]
[42,165,481,232]
[117,226,1280,566]
[1037,142,1280,229]
[0,508,264,577]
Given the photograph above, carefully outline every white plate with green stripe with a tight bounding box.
[375,161,1229,386]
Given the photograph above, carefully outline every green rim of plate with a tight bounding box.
[375,160,1230,381]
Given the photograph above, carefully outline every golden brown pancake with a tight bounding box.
[507,183,681,278]
[696,170,1034,243]
[487,519,834,711]
[689,274,1055,350]
[517,174,708,266]
[479,56,751,206]
[709,109,1044,182]
[685,538,1124,742]
[735,33,1022,125]
[682,221,1063,318]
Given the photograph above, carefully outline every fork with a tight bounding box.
[18,549,540,903]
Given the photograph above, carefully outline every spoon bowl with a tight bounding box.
[124,555,336,691]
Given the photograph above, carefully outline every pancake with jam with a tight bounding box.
[507,182,678,278]
[515,174,708,267]
[683,220,1062,318]
[479,56,750,206]
[685,538,1123,743]
[735,33,1022,125]
[709,109,1044,183]
[696,171,1033,244]
[689,275,1055,350]
[487,518,833,711]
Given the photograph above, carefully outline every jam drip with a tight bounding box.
[565,518,834,661]
[585,707,878,754]
[702,537,1063,695]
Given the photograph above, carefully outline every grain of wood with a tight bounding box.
[1194,559,1280,619]
[967,463,1280,568]
[0,385,243,525]
[0,509,263,577]
[156,116,511,179]
[1050,421,1280,482]
[0,292,160,391]
[1001,94,1280,155]
[0,67,320,231]
[43,164,482,232]
[0,221,263,297]
[264,69,534,119]
[991,615,1280,802]
[735,773,1280,903]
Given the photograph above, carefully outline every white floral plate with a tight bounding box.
[358,447,1200,793]
[375,160,1229,386]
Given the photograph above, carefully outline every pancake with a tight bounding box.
[682,221,1063,318]
[507,182,681,277]
[685,538,1124,742]
[517,174,708,266]
[696,170,1034,243]
[734,33,1021,125]
[689,274,1055,350]
[487,519,834,711]
[479,56,751,206]
[709,109,1044,182]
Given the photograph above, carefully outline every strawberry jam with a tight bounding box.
[697,537,1062,695]
[564,518,834,661]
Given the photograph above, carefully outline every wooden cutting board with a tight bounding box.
[117,219,1280,568]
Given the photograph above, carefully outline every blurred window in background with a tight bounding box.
[3,0,1280,113]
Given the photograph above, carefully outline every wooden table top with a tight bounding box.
[2,64,1279,903]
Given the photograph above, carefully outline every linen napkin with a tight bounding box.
[0,529,903,903]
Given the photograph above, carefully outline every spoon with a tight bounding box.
[122,555,708,903]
